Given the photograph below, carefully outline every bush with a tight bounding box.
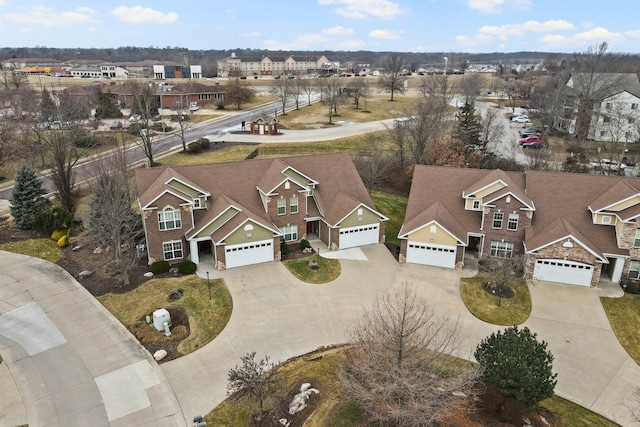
[33,206,75,235]
[178,260,197,275]
[51,228,69,241]
[280,241,291,256]
[299,239,311,250]
[73,131,102,148]
[187,138,210,153]
[57,235,69,248]
[150,260,171,274]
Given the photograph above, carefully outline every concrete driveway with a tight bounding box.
[165,246,640,426]
[0,252,184,427]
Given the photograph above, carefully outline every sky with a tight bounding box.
[1,0,640,54]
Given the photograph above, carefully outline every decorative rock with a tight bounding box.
[144,272,154,278]
[303,247,313,253]
[93,247,103,254]
[153,349,167,361]
[278,419,290,427]
[288,383,319,415]
[72,243,82,251]
[78,270,93,279]
[169,267,178,273]
[452,391,467,397]
[169,288,184,301]
[308,259,319,270]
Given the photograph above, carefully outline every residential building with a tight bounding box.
[135,154,387,269]
[399,166,640,287]
[555,72,640,143]
[216,53,334,77]
[152,64,202,79]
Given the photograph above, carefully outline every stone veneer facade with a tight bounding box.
[525,240,602,287]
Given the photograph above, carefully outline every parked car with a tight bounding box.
[623,156,636,167]
[519,135,544,144]
[509,113,527,120]
[511,116,531,123]
[522,141,545,149]
[519,127,541,136]
[121,121,131,130]
[129,114,141,123]
[590,159,624,171]
[109,121,122,130]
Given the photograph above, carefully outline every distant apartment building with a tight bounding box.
[216,53,336,77]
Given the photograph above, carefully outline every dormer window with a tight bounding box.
[600,215,611,225]
[472,200,480,210]
[193,198,201,209]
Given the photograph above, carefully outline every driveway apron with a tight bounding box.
[0,251,184,427]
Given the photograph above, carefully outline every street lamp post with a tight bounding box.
[443,56,448,75]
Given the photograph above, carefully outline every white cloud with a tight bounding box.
[467,0,531,14]
[369,29,403,39]
[240,31,261,38]
[318,0,407,19]
[323,26,354,35]
[574,27,624,43]
[477,20,576,39]
[335,39,366,49]
[625,30,640,38]
[539,27,624,50]
[6,6,96,26]
[111,6,178,24]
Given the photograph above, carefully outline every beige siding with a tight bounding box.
[606,196,640,211]
[283,169,311,187]
[408,223,458,246]
[225,221,273,245]
[195,208,239,238]
[340,207,379,228]
[594,213,616,225]
[166,179,200,198]
[472,181,506,199]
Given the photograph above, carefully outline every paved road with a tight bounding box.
[0,251,184,427]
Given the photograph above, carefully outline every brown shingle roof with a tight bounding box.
[589,179,640,212]
[400,201,467,243]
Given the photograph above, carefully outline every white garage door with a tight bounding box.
[339,224,379,249]
[405,242,457,268]
[533,259,593,287]
[224,239,273,269]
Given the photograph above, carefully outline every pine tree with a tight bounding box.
[474,325,557,409]
[10,164,50,229]
[95,88,123,119]
[40,88,56,121]
[456,100,481,146]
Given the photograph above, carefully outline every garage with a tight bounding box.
[405,242,457,268]
[224,239,273,269]
[533,259,593,287]
[339,224,379,249]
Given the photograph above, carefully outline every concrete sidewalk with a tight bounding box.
[0,251,184,427]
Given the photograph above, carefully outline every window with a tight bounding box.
[632,103,639,110]
[490,241,513,258]
[198,94,211,100]
[605,102,612,110]
[163,241,183,260]
[158,207,181,230]
[634,230,640,248]
[600,215,611,224]
[472,200,480,209]
[277,198,286,215]
[629,261,640,279]
[280,225,298,242]
[507,213,519,231]
[290,196,298,214]
[193,198,201,209]
[629,117,636,124]
[492,212,503,229]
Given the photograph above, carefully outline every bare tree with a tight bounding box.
[353,132,392,194]
[347,77,369,110]
[88,138,143,286]
[319,76,346,124]
[270,76,291,116]
[339,282,479,427]
[479,106,506,155]
[290,72,304,110]
[224,77,255,110]
[459,73,483,104]
[227,352,282,423]
[379,53,405,101]
[130,82,160,166]
[172,95,192,151]
[301,76,316,106]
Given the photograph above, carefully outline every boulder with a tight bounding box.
[288,383,319,415]
[72,243,82,251]
[144,272,154,278]
[78,270,93,279]
[308,259,319,270]
[169,288,184,301]
[153,349,167,361]
[93,247,103,254]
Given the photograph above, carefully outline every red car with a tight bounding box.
[519,135,544,144]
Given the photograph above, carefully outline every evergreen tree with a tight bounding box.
[95,88,123,119]
[40,87,56,121]
[456,100,481,146]
[10,164,50,229]
[474,325,557,409]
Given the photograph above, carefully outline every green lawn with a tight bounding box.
[601,293,640,365]
[98,274,232,355]
[0,238,61,263]
[282,255,341,284]
[370,190,407,246]
[460,273,531,325]
[541,395,621,427]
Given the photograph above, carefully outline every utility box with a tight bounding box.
[152,308,171,332]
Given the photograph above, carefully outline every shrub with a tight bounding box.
[280,241,291,256]
[57,235,69,248]
[33,206,75,235]
[51,228,69,241]
[150,260,171,274]
[178,260,197,275]
[73,131,101,148]
[299,239,311,250]
[187,138,210,153]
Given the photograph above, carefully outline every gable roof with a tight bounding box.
[463,169,534,209]
[588,179,640,212]
[399,200,467,244]
[565,73,640,100]
[136,153,380,241]
[525,217,607,262]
